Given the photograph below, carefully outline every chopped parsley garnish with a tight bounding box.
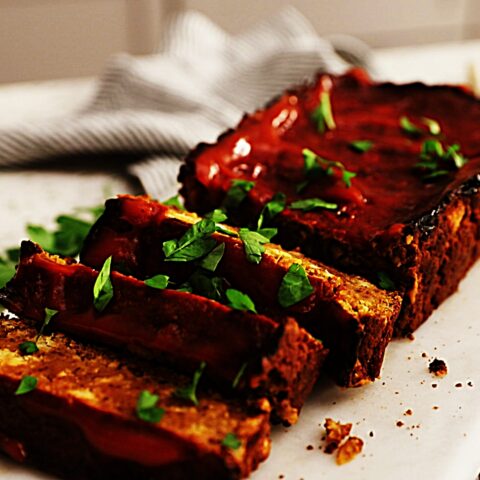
[311,91,336,134]
[238,228,270,264]
[199,243,225,272]
[232,362,248,389]
[19,341,39,356]
[377,272,395,291]
[27,207,103,257]
[144,274,170,290]
[136,390,165,423]
[226,289,257,314]
[93,257,114,312]
[37,307,58,340]
[163,219,217,263]
[205,209,228,223]
[187,271,225,302]
[205,210,237,237]
[278,264,314,308]
[223,179,255,210]
[174,362,206,406]
[415,140,468,180]
[349,140,373,153]
[290,198,338,212]
[163,194,185,210]
[298,148,356,191]
[15,375,38,396]
[0,248,19,289]
[422,117,441,135]
[257,193,286,231]
[400,116,423,136]
[222,432,242,450]
[400,115,442,137]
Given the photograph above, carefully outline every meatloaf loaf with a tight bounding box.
[1,241,325,426]
[179,68,480,335]
[80,195,401,387]
[0,315,271,479]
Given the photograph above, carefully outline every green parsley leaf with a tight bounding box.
[0,258,16,289]
[144,274,170,290]
[349,140,373,153]
[15,375,38,395]
[205,210,238,237]
[163,194,185,210]
[26,225,55,252]
[421,139,444,159]
[311,91,336,133]
[377,272,395,291]
[174,361,206,406]
[6,248,20,263]
[278,264,314,308]
[256,228,278,241]
[445,144,468,169]
[19,341,39,356]
[205,209,228,223]
[423,169,450,180]
[400,116,423,136]
[93,257,114,312]
[257,193,286,230]
[53,215,92,256]
[299,148,356,190]
[188,271,225,302]
[199,243,225,272]
[290,198,338,212]
[222,432,242,450]
[226,289,257,314]
[34,307,58,344]
[26,205,103,257]
[422,117,441,135]
[136,390,165,423]
[232,362,248,389]
[416,140,468,181]
[238,228,269,265]
[163,219,217,263]
[223,179,255,210]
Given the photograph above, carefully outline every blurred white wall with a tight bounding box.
[0,0,479,84]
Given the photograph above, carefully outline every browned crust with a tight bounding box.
[0,315,271,479]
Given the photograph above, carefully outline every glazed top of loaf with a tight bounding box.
[184,69,480,247]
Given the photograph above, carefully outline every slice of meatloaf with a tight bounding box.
[1,241,325,426]
[178,68,480,335]
[0,314,271,480]
[80,195,401,387]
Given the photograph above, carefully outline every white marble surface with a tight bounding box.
[0,40,480,479]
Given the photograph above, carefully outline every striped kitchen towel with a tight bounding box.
[0,7,372,200]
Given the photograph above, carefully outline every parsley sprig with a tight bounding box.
[226,289,257,314]
[222,432,242,450]
[223,179,255,210]
[163,218,217,263]
[19,307,58,355]
[298,148,356,192]
[27,206,103,257]
[415,140,468,180]
[174,362,206,406]
[136,390,165,423]
[15,375,38,395]
[238,229,270,265]
[349,140,373,153]
[311,91,336,134]
[93,257,114,312]
[278,264,314,308]
[290,198,338,212]
[400,115,441,137]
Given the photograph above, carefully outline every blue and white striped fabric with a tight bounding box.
[0,7,372,199]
